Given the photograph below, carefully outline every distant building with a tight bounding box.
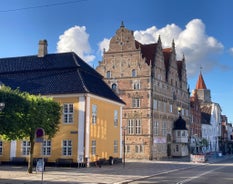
[96,22,190,159]
[0,40,125,166]
[195,72,221,152]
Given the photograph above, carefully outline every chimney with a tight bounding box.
[38,39,48,57]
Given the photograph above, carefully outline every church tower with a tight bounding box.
[195,71,211,103]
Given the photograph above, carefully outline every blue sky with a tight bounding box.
[0,0,232,122]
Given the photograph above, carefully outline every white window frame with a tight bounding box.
[63,103,73,124]
[135,119,141,135]
[154,121,159,136]
[43,140,51,156]
[128,119,134,135]
[22,141,30,156]
[135,145,143,153]
[62,140,72,156]
[114,110,118,127]
[92,104,97,124]
[132,98,140,108]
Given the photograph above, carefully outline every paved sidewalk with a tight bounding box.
[0,154,232,184]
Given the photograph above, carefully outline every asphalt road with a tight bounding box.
[128,157,233,184]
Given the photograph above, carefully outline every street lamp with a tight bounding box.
[0,103,5,111]
[122,126,127,167]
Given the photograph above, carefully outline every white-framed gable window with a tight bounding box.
[92,104,97,124]
[63,103,73,124]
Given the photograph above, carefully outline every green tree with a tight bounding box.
[0,86,61,173]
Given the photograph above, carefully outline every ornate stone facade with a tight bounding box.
[96,22,190,159]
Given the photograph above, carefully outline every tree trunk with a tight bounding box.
[28,137,35,173]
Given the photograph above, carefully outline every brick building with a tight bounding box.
[96,22,190,159]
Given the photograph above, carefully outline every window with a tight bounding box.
[135,119,141,134]
[182,131,186,136]
[135,145,143,153]
[153,99,158,110]
[112,83,117,91]
[132,69,137,77]
[132,98,140,108]
[91,140,96,155]
[114,140,118,153]
[22,141,30,156]
[162,122,167,136]
[92,104,97,124]
[126,145,130,153]
[133,81,140,90]
[62,140,72,156]
[128,119,134,134]
[177,131,181,137]
[128,119,141,135]
[154,121,159,136]
[106,71,111,78]
[0,141,2,155]
[43,140,51,156]
[114,110,118,126]
[63,104,73,123]
[170,104,173,113]
[176,145,179,152]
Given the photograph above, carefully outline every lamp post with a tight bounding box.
[0,103,5,111]
[122,126,126,167]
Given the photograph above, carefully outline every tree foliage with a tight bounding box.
[0,86,61,173]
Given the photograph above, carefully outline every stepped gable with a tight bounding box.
[173,115,188,130]
[0,49,124,104]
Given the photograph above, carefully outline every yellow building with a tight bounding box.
[0,40,125,166]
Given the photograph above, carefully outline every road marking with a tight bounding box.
[176,166,224,184]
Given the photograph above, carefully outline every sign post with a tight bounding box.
[35,128,45,184]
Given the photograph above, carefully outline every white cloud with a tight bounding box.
[57,26,95,63]
[98,38,110,56]
[229,48,233,56]
[98,19,224,77]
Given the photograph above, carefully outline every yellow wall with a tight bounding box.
[89,97,121,162]
[0,95,122,164]
[0,140,11,161]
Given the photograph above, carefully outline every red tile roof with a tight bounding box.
[196,73,207,89]
[135,40,157,65]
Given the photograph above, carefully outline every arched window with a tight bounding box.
[112,83,117,91]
